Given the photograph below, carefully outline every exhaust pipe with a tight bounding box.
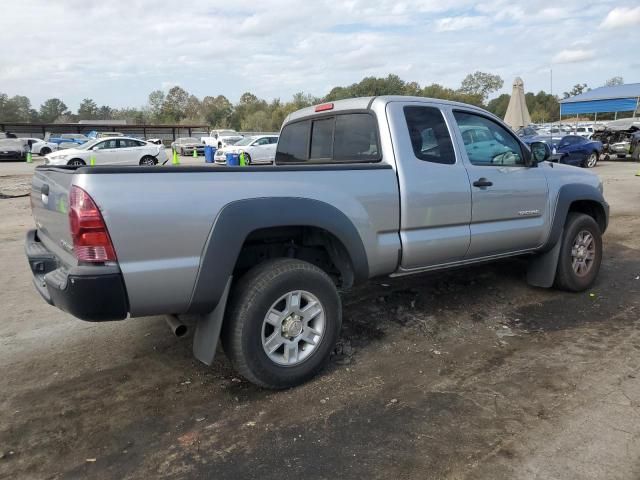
[165,315,188,338]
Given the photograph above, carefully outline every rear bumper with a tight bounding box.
[25,229,129,321]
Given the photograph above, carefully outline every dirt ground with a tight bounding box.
[1,160,639,480]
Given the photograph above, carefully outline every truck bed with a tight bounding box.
[30,164,401,317]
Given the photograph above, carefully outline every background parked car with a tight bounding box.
[214,134,279,165]
[572,126,594,138]
[552,135,602,168]
[29,138,59,156]
[202,129,244,148]
[0,138,29,161]
[44,137,166,166]
[171,137,205,156]
[46,133,91,149]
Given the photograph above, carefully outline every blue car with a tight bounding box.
[525,135,602,168]
[47,133,91,147]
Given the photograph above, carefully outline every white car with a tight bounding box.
[44,137,167,166]
[572,126,594,138]
[202,129,244,149]
[214,135,279,165]
[32,139,59,156]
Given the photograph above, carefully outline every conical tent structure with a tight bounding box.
[504,77,531,130]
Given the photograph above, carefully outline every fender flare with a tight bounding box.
[527,183,608,288]
[187,197,369,314]
[541,183,608,253]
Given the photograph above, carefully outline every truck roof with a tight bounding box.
[284,95,496,125]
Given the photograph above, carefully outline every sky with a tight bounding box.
[0,0,639,110]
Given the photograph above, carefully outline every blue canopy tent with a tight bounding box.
[559,83,640,119]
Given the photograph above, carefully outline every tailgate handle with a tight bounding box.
[41,184,50,196]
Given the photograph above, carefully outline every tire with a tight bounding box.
[40,147,51,156]
[583,152,598,168]
[221,258,342,389]
[554,213,602,292]
[67,159,86,166]
[139,155,156,166]
[243,152,252,165]
[180,148,185,156]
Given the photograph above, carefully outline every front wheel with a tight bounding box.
[584,152,598,168]
[221,259,342,389]
[67,159,86,166]
[139,156,156,166]
[554,213,602,292]
[40,147,51,156]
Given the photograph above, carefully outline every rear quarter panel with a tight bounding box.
[75,168,400,317]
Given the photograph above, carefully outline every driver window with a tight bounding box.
[403,106,455,165]
[453,111,524,166]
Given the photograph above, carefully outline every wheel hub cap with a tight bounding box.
[282,315,303,338]
[261,290,326,366]
[571,230,595,276]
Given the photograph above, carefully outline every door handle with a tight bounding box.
[473,178,493,188]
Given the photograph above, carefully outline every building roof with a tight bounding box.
[560,83,640,103]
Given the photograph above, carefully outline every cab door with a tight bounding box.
[250,137,271,162]
[386,101,472,270]
[448,109,550,258]
[92,139,120,165]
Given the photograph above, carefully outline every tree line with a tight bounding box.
[0,74,626,130]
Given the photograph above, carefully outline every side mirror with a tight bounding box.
[529,141,550,164]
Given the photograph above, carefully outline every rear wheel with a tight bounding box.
[554,213,602,292]
[67,159,86,166]
[139,156,156,166]
[221,258,342,389]
[40,147,51,156]
[584,152,598,168]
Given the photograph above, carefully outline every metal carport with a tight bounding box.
[559,83,640,117]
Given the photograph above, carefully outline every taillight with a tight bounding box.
[69,185,117,263]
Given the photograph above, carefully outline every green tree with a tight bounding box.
[148,90,165,122]
[201,95,233,127]
[241,110,272,131]
[39,98,69,122]
[97,105,114,120]
[563,83,589,99]
[183,95,202,122]
[458,71,504,102]
[486,93,511,118]
[161,86,189,122]
[78,98,99,119]
[604,76,623,87]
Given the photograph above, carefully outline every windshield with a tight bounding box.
[218,130,238,136]
[233,137,256,146]
[182,137,199,143]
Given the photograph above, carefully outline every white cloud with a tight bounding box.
[552,49,596,64]
[600,6,640,29]
[435,16,489,32]
[0,0,636,110]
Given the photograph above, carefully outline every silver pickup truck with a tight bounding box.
[26,96,609,388]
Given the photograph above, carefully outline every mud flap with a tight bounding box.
[192,277,232,365]
[527,233,562,288]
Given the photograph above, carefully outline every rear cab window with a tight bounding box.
[276,112,380,164]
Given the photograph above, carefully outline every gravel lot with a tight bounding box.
[1,160,639,480]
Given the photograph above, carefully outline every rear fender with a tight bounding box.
[187,197,369,314]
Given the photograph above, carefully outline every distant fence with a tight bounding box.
[0,122,209,143]
[0,122,279,145]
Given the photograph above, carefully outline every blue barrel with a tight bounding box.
[204,145,216,163]
[226,152,239,166]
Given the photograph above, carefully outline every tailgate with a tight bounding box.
[31,167,77,267]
